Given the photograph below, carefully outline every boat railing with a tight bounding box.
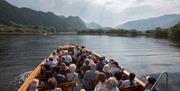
[151,72,168,91]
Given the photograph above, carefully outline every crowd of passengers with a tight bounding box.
[28,46,159,91]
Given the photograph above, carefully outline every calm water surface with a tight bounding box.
[0,35,180,91]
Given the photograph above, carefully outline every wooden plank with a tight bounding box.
[123,70,146,88]
[18,59,46,91]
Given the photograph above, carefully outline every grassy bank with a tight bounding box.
[0,23,56,35]
[0,23,78,35]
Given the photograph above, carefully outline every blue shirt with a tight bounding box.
[96,61,105,71]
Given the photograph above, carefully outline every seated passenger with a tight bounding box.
[85,55,94,65]
[82,63,99,91]
[94,72,108,91]
[44,71,54,82]
[57,57,63,66]
[41,64,53,82]
[52,51,59,60]
[120,73,136,88]
[42,64,51,73]
[28,79,39,91]
[105,77,119,91]
[61,56,69,66]
[102,56,108,64]
[60,63,70,76]
[66,64,78,91]
[110,61,123,75]
[80,46,86,53]
[114,72,122,88]
[53,67,65,83]
[145,77,159,91]
[47,77,62,91]
[96,57,105,72]
[87,51,97,63]
[76,54,87,69]
[108,59,115,68]
[67,64,78,81]
[72,46,80,61]
[103,64,112,79]
[47,57,57,68]
[62,51,72,64]
[80,59,91,76]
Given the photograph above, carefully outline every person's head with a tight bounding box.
[53,66,60,74]
[109,59,114,64]
[129,73,136,81]
[45,71,54,80]
[80,50,86,55]
[147,77,156,85]
[56,48,60,53]
[44,64,51,71]
[99,57,103,62]
[69,64,76,73]
[81,46,85,49]
[82,54,87,59]
[114,72,122,81]
[49,57,54,61]
[85,59,90,66]
[103,64,110,73]
[90,63,96,70]
[58,46,62,50]
[76,46,79,49]
[105,77,118,89]
[61,56,65,61]
[88,51,92,55]
[111,61,120,68]
[102,56,105,60]
[57,58,62,64]
[98,72,106,83]
[64,50,68,55]
[52,51,56,56]
[29,79,39,89]
[60,63,68,71]
[80,89,86,91]
[88,55,92,59]
[121,74,127,80]
[47,77,57,90]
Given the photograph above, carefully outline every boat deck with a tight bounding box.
[18,44,146,91]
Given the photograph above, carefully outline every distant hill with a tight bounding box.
[117,14,180,31]
[86,22,102,29]
[0,0,86,32]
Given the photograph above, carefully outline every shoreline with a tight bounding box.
[0,32,77,35]
[0,32,179,43]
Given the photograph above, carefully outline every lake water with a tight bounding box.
[0,35,180,91]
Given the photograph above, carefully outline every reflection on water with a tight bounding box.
[0,35,179,91]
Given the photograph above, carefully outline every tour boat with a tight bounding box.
[18,44,146,91]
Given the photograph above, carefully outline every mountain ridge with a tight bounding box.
[86,22,102,29]
[0,0,87,32]
[117,14,180,31]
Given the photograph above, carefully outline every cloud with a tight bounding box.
[5,0,180,27]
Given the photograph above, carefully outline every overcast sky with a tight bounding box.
[6,0,180,27]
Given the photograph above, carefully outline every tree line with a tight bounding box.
[77,28,142,36]
[146,23,180,42]
[78,23,180,42]
[0,21,56,34]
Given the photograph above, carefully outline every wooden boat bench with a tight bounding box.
[120,84,142,91]
[38,81,76,91]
